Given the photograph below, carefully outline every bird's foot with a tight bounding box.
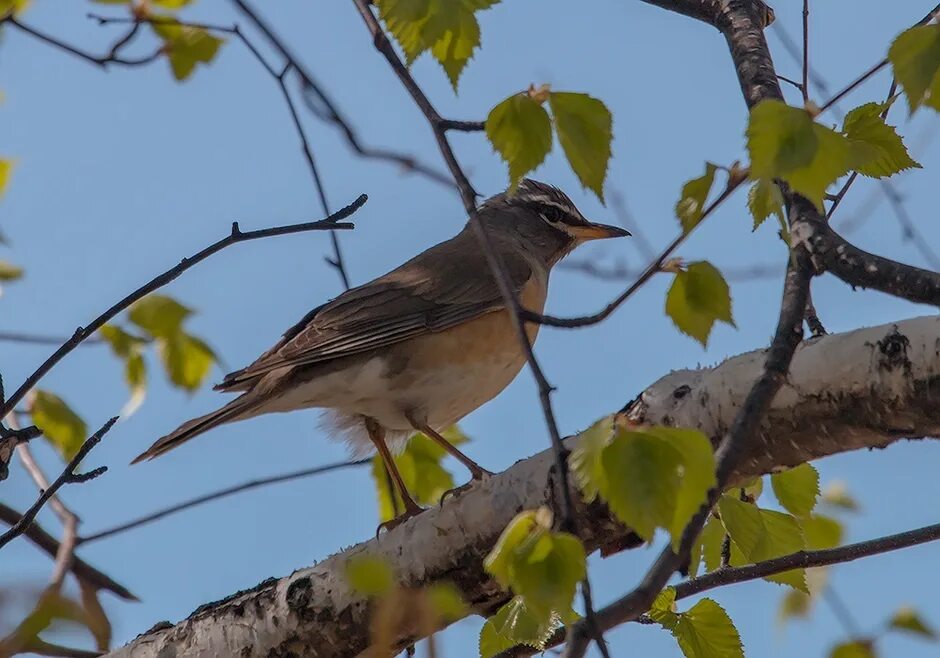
[375,505,425,537]
[439,466,494,507]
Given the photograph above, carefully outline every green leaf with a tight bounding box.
[718,495,807,592]
[485,94,552,190]
[778,589,812,625]
[801,514,843,550]
[888,606,937,640]
[747,99,853,210]
[842,102,921,177]
[0,0,30,16]
[747,179,785,229]
[31,390,88,461]
[510,532,586,620]
[376,0,499,89]
[548,91,612,201]
[345,555,394,596]
[426,583,469,623]
[129,294,192,339]
[693,513,727,576]
[99,324,146,358]
[665,261,735,347]
[0,159,12,198]
[591,426,714,547]
[675,163,718,233]
[888,24,940,113]
[742,477,764,502]
[771,463,819,517]
[152,0,193,8]
[479,596,559,657]
[830,641,876,658]
[0,260,23,281]
[820,480,860,512]
[371,427,467,521]
[671,598,744,658]
[151,18,224,81]
[483,509,543,588]
[159,332,215,392]
[569,416,615,501]
[649,587,679,628]
[99,325,148,414]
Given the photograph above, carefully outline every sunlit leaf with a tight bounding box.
[479,596,559,657]
[718,495,807,592]
[888,23,940,113]
[675,163,718,233]
[771,463,819,518]
[888,606,937,640]
[0,0,30,16]
[426,583,469,623]
[569,416,615,501]
[650,589,744,658]
[158,332,215,391]
[778,589,811,625]
[830,640,876,658]
[842,102,921,177]
[801,514,843,550]
[820,481,859,512]
[128,294,192,339]
[0,159,13,198]
[31,390,87,461]
[485,93,552,191]
[747,179,785,229]
[0,260,23,281]
[549,91,612,201]
[747,99,854,210]
[665,261,735,347]
[345,555,394,596]
[692,513,726,576]
[151,18,224,81]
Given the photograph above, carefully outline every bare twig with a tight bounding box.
[0,502,136,600]
[79,458,368,544]
[0,332,104,346]
[560,259,779,282]
[801,0,809,103]
[0,417,116,550]
[0,197,364,419]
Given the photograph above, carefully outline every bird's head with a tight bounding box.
[479,179,630,265]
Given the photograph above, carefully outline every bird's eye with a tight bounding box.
[539,205,566,223]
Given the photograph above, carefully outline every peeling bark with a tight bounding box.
[106,316,940,658]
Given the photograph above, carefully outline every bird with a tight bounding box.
[132,179,630,529]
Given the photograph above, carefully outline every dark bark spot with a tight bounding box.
[673,384,691,400]
[878,329,912,371]
[285,577,313,614]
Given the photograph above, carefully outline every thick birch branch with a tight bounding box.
[107,316,940,658]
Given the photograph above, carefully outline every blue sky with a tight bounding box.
[2,1,940,656]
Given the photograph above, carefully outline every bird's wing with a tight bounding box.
[215,232,535,391]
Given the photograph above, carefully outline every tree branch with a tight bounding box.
[0,196,364,419]
[103,315,940,657]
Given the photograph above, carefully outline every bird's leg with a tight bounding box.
[412,421,494,481]
[366,418,424,533]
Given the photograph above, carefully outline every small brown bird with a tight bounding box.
[133,180,629,528]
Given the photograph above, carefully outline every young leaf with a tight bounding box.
[158,332,215,391]
[801,514,843,550]
[426,583,469,623]
[0,159,12,198]
[671,598,744,658]
[486,93,552,190]
[842,102,921,177]
[129,294,192,339]
[665,261,735,347]
[0,0,30,17]
[31,390,88,461]
[151,19,224,81]
[747,179,785,229]
[888,23,940,113]
[692,513,726,576]
[99,325,149,414]
[778,589,812,625]
[771,463,819,517]
[548,91,612,201]
[376,0,432,62]
[888,606,937,640]
[718,495,808,592]
[569,416,615,501]
[675,163,718,233]
[820,480,860,512]
[830,641,876,658]
[747,99,853,210]
[0,260,24,281]
[483,509,543,588]
[648,587,679,628]
[479,596,559,657]
[345,555,395,596]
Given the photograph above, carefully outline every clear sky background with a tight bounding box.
[2,1,940,656]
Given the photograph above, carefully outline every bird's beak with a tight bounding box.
[570,222,632,241]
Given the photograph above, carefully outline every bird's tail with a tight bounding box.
[131,395,258,464]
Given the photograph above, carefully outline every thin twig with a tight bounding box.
[225,0,454,188]
[609,191,655,260]
[0,502,136,599]
[801,0,809,104]
[0,417,117,550]
[79,459,368,544]
[0,197,365,419]
[560,259,779,283]
[527,173,746,329]
[0,331,104,346]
